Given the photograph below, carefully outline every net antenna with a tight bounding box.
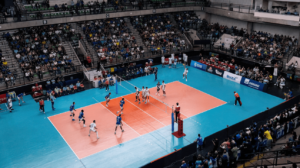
[115,75,171,115]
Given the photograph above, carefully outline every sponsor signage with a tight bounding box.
[222,71,242,84]
[190,60,207,71]
[206,66,224,77]
[241,77,265,91]
[0,94,7,104]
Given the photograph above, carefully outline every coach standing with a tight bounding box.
[234,91,242,106]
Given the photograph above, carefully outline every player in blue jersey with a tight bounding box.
[17,93,25,106]
[114,114,124,134]
[105,92,111,107]
[117,98,125,114]
[78,110,86,127]
[70,102,76,121]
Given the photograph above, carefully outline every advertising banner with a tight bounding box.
[206,66,224,77]
[190,60,207,71]
[222,71,242,84]
[241,77,265,91]
[0,94,7,104]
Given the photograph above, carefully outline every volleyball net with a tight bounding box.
[115,75,173,116]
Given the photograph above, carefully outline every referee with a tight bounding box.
[234,91,242,106]
[174,102,180,123]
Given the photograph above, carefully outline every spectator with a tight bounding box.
[194,134,203,150]
[264,129,273,150]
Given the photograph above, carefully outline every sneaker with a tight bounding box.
[97,137,99,139]
[70,115,72,117]
[135,100,137,102]
[186,79,187,81]
[114,131,116,134]
[117,111,119,114]
[19,104,21,106]
[88,134,90,136]
[121,112,123,114]
[142,100,144,102]
[183,77,184,79]
[83,125,86,127]
[139,102,141,104]
[106,104,108,107]
[122,130,124,132]
[72,119,75,121]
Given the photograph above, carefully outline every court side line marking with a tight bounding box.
[123,97,166,126]
[47,117,80,160]
[176,80,227,103]
[92,97,141,136]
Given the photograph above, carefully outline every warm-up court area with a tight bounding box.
[0,65,284,168]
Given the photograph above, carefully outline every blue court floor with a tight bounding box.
[0,64,284,168]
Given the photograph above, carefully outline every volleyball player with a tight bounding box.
[105,92,111,107]
[88,120,99,139]
[17,92,25,106]
[145,87,150,104]
[183,68,188,81]
[135,87,141,104]
[161,81,166,97]
[114,114,124,134]
[70,102,76,121]
[7,96,13,112]
[141,86,145,102]
[78,110,86,127]
[117,98,125,114]
[156,82,161,96]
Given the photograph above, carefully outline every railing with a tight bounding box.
[0,64,82,91]
[7,1,205,23]
[98,47,192,68]
[239,150,300,168]
[211,47,274,66]
[209,2,254,14]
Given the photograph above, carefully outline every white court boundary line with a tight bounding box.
[47,117,80,159]
[176,80,227,103]
[123,97,166,126]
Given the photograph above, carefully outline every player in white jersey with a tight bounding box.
[145,87,150,104]
[88,120,99,139]
[141,86,145,102]
[161,80,166,97]
[135,87,141,104]
[183,68,188,81]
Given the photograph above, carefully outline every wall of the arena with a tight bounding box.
[253,22,300,37]
[195,11,207,20]
[210,14,248,29]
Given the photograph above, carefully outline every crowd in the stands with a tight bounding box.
[2,24,77,81]
[235,31,297,63]
[180,102,300,168]
[45,76,84,98]
[198,56,286,87]
[81,18,144,65]
[198,21,247,40]
[130,14,188,55]
[173,11,202,31]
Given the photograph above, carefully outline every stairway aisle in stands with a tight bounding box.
[125,18,148,53]
[61,41,81,67]
[72,22,100,68]
[169,14,193,49]
[0,39,24,84]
